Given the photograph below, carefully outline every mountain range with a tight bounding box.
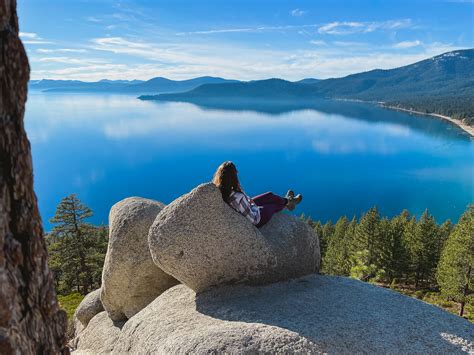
[30,49,473,121]
[29,76,238,93]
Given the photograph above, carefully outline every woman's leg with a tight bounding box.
[256,203,286,228]
[252,192,287,207]
[253,193,288,228]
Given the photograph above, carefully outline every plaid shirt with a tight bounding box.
[228,191,261,225]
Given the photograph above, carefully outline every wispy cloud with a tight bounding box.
[31,56,106,65]
[334,41,368,47]
[291,8,307,17]
[19,32,38,39]
[176,24,319,36]
[37,48,88,53]
[85,16,102,23]
[20,32,54,45]
[393,40,422,48]
[318,19,413,35]
[310,40,327,46]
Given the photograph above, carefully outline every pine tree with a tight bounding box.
[382,213,410,282]
[437,206,474,317]
[322,216,350,275]
[320,220,335,262]
[403,216,417,284]
[48,194,107,295]
[351,207,382,270]
[404,210,440,288]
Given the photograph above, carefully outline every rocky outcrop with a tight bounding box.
[73,311,124,354]
[148,183,320,292]
[77,275,474,354]
[73,184,474,353]
[74,289,104,328]
[101,197,178,321]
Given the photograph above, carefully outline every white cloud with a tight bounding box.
[310,40,327,46]
[20,32,55,45]
[37,48,87,53]
[19,32,38,39]
[176,24,319,36]
[23,40,55,45]
[318,19,413,35]
[393,40,422,49]
[334,41,368,47]
[31,56,106,65]
[291,8,307,17]
[85,16,102,23]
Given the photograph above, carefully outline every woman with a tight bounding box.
[212,161,302,228]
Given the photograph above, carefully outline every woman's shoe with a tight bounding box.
[286,193,302,211]
[294,194,303,204]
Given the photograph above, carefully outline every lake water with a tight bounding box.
[25,91,473,230]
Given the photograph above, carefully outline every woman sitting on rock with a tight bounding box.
[213,161,302,228]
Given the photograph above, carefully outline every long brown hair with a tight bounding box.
[212,161,242,203]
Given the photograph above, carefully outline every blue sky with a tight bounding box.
[19,0,473,81]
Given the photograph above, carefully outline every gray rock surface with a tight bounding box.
[74,289,104,328]
[101,197,179,321]
[107,275,473,354]
[148,183,320,292]
[73,311,124,354]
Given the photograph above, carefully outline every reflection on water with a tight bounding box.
[26,92,474,230]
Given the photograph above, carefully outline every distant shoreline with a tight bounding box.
[336,98,474,138]
[380,104,474,138]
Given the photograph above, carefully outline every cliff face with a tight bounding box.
[0,0,67,353]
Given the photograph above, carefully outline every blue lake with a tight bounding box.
[25,92,473,230]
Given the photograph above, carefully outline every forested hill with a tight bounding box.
[310,49,474,121]
[311,49,473,101]
[140,78,319,101]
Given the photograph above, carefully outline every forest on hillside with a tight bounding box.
[46,195,473,323]
[387,96,474,125]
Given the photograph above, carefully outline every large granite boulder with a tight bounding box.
[73,311,124,354]
[76,275,473,354]
[148,183,320,292]
[101,197,179,321]
[74,289,104,328]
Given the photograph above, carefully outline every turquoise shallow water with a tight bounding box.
[25,92,473,230]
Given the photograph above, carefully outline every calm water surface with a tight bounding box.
[25,92,474,230]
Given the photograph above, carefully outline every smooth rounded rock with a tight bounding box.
[101,197,179,321]
[74,289,104,328]
[148,183,320,292]
[108,275,473,354]
[73,311,124,353]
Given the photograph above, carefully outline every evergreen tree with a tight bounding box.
[403,216,417,284]
[404,210,440,288]
[437,206,474,317]
[350,207,382,277]
[350,249,379,281]
[437,220,453,261]
[382,213,410,282]
[322,216,350,275]
[320,220,335,262]
[47,194,107,295]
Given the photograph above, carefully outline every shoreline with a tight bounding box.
[335,98,474,138]
[380,104,474,138]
